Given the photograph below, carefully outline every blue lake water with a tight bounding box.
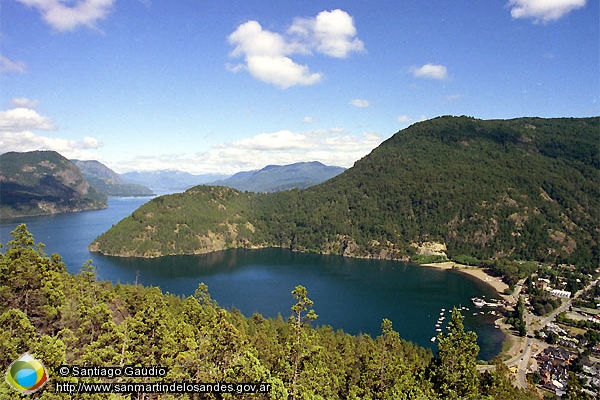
[1,196,504,359]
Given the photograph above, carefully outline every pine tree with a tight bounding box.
[289,285,317,399]
[428,307,480,399]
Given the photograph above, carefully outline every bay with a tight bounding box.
[1,196,504,359]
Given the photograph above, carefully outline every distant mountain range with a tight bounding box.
[0,151,107,218]
[121,170,228,191]
[72,160,153,197]
[208,161,345,192]
[121,162,345,192]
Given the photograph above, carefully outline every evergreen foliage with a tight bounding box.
[90,116,599,273]
[0,225,540,399]
[0,150,107,218]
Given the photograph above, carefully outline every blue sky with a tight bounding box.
[1,0,598,174]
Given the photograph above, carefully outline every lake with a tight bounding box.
[0,196,504,359]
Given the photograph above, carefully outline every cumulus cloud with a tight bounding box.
[228,9,363,88]
[227,130,316,151]
[0,108,56,132]
[289,9,364,58]
[245,55,322,89]
[0,103,103,159]
[228,21,322,89]
[0,131,103,159]
[15,0,115,32]
[350,99,369,108]
[0,55,27,73]
[507,0,586,23]
[116,128,383,174]
[410,64,448,80]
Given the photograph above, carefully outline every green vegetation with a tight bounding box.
[1,225,539,399]
[0,151,107,218]
[91,116,599,273]
[506,296,527,336]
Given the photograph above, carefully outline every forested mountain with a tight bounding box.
[121,170,228,191]
[90,116,599,270]
[0,151,107,218]
[209,161,346,192]
[72,160,153,197]
[0,224,538,399]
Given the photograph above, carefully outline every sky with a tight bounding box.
[1,0,598,175]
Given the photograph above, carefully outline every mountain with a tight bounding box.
[121,170,229,191]
[209,161,346,192]
[90,116,599,269]
[0,151,107,218]
[72,160,153,197]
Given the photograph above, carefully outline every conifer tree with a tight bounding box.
[428,307,480,400]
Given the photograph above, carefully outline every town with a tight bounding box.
[482,263,600,397]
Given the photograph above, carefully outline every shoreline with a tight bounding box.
[420,261,509,295]
[422,261,518,362]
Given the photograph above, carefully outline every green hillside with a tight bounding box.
[90,116,599,268]
[1,151,107,219]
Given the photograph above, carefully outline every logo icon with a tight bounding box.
[5,353,48,394]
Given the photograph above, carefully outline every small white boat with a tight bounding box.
[436,328,442,332]
[430,336,436,342]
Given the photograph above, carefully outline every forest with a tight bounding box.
[90,116,599,279]
[0,224,540,399]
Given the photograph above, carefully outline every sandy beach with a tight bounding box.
[421,261,510,295]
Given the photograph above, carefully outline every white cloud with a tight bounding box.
[0,55,27,73]
[15,0,115,32]
[0,131,103,159]
[0,108,56,132]
[228,9,363,88]
[10,97,40,108]
[350,99,369,108]
[116,128,383,174]
[290,9,365,58]
[228,21,322,89]
[410,64,448,80]
[0,105,103,160]
[507,0,586,23]
[245,55,322,89]
[229,130,316,151]
[303,116,316,123]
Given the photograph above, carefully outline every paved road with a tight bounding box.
[503,277,599,389]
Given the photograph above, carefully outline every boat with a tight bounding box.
[430,336,436,342]
[436,328,442,332]
[471,297,485,307]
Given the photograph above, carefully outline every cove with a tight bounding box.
[1,196,504,360]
